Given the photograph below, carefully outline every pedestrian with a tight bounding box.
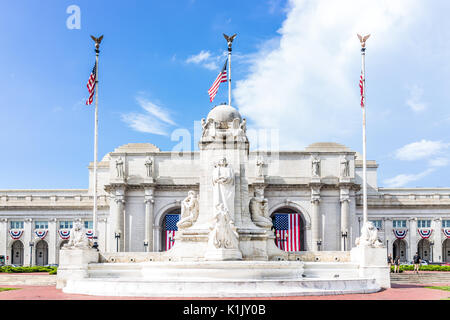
[387,254,393,272]
[394,256,400,273]
[413,252,421,274]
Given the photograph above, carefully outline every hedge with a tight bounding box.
[0,266,57,274]
[391,265,450,273]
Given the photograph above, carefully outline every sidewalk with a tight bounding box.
[0,283,448,300]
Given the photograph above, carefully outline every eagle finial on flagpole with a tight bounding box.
[357,34,370,48]
[223,33,237,51]
[90,35,104,51]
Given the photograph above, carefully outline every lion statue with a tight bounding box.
[63,221,90,249]
[355,221,383,248]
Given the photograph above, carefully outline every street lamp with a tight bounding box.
[317,239,322,251]
[29,241,34,266]
[143,240,148,252]
[341,231,348,251]
[92,236,99,251]
[114,232,121,252]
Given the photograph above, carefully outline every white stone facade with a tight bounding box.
[1,111,449,266]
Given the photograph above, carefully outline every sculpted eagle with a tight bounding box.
[90,35,104,48]
[357,34,370,48]
[223,33,237,48]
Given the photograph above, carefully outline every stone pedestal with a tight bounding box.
[204,248,243,261]
[56,248,99,289]
[351,245,390,288]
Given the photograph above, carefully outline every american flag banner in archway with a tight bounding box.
[443,228,450,238]
[165,214,180,251]
[274,214,301,252]
[393,229,408,239]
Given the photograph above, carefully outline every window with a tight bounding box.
[35,221,48,229]
[59,221,73,229]
[417,220,431,228]
[84,221,93,229]
[443,220,450,228]
[393,220,407,228]
[10,221,24,229]
[370,220,382,230]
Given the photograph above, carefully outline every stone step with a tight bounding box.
[63,277,381,297]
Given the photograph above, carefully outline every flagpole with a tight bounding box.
[91,35,103,250]
[358,34,370,226]
[228,44,232,106]
[223,33,236,106]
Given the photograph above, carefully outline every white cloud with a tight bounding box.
[428,157,449,167]
[186,50,224,70]
[121,97,176,136]
[383,168,435,188]
[405,84,426,112]
[234,0,423,150]
[394,139,449,161]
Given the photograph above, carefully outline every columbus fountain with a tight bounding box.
[56,104,389,297]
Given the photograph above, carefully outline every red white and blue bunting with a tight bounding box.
[35,230,48,239]
[58,230,71,240]
[443,228,450,238]
[9,230,23,240]
[393,229,408,239]
[418,228,433,239]
[86,230,94,239]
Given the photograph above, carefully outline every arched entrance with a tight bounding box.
[443,239,450,263]
[271,207,305,252]
[11,241,24,265]
[393,239,407,262]
[417,239,431,262]
[35,240,48,266]
[162,208,180,251]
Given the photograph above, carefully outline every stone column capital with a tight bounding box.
[144,196,155,204]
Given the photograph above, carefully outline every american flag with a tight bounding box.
[164,214,180,251]
[274,213,302,251]
[208,59,228,102]
[359,73,364,108]
[86,62,97,105]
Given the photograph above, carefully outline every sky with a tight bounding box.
[0,0,449,189]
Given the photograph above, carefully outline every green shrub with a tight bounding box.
[0,266,57,274]
[390,265,450,272]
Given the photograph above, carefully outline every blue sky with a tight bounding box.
[0,0,449,189]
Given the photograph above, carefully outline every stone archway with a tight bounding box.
[417,239,431,262]
[35,240,48,266]
[11,241,24,265]
[443,238,450,263]
[393,239,408,262]
[270,207,305,252]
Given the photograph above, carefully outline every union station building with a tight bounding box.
[1,105,449,266]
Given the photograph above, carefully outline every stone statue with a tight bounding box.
[312,156,320,177]
[208,203,239,249]
[212,158,235,215]
[116,157,124,178]
[249,193,272,229]
[63,221,90,249]
[256,156,265,177]
[145,156,154,178]
[340,156,350,177]
[202,118,216,139]
[355,221,383,248]
[177,190,199,229]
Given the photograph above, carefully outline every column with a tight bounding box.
[433,218,442,262]
[144,190,155,252]
[24,218,33,266]
[114,197,125,252]
[310,185,321,251]
[48,219,57,265]
[409,218,417,262]
[340,188,350,251]
[384,218,393,256]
